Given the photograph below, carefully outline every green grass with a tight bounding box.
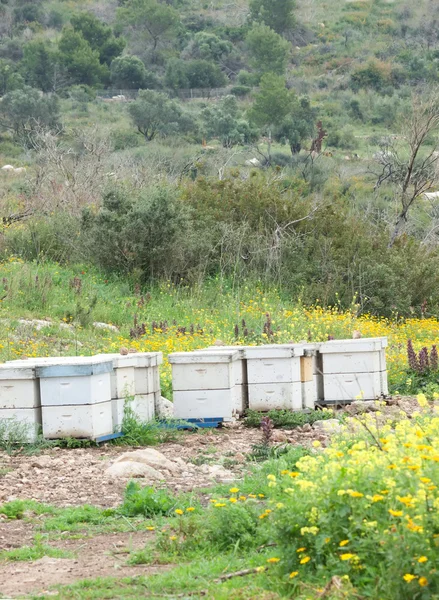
[244,408,337,429]
[0,536,72,562]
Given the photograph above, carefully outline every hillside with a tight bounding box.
[0,0,439,317]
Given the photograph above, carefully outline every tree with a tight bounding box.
[165,58,227,89]
[275,96,316,154]
[110,55,147,88]
[246,24,290,76]
[21,40,57,92]
[183,32,233,62]
[202,95,258,147]
[249,0,296,34]
[58,28,108,86]
[374,92,439,247]
[0,86,60,143]
[127,89,189,140]
[0,60,24,95]
[249,74,293,128]
[117,0,180,53]
[70,13,125,66]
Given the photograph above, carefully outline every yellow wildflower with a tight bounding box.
[418,556,428,563]
[340,553,356,561]
[339,540,349,547]
[389,509,403,517]
[229,487,239,493]
[229,497,237,503]
[403,574,416,582]
[267,557,280,563]
[289,571,299,579]
[419,577,428,587]
[300,556,311,564]
[175,509,184,515]
[186,507,195,512]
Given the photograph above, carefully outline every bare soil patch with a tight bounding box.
[0,530,169,598]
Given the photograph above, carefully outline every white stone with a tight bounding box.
[313,419,341,432]
[105,461,163,479]
[114,448,181,475]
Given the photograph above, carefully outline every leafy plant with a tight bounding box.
[245,409,336,429]
[120,482,177,517]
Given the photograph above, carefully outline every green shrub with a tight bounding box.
[245,409,336,429]
[268,412,439,598]
[120,482,177,517]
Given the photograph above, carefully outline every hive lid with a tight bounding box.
[96,352,163,368]
[319,338,386,354]
[0,364,36,380]
[243,345,304,359]
[169,350,240,364]
[31,356,113,378]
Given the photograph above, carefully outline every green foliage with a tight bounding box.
[0,59,24,95]
[249,0,296,34]
[248,74,293,127]
[350,59,394,92]
[70,13,125,66]
[0,86,60,142]
[245,409,335,428]
[21,40,58,92]
[58,27,108,86]
[274,96,316,154]
[201,95,258,147]
[127,89,191,140]
[110,55,148,89]
[117,0,180,53]
[246,24,290,76]
[120,482,177,517]
[166,58,227,89]
[184,32,233,62]
[43,505,111,531]
[0,499,54,520]
[203,502,263,550]
[0,538,70,562]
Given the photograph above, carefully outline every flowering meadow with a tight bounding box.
[0,259,437,396]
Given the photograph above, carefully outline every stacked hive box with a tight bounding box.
[96,352,163,430]
[200,346,249,414]
[169,350,239,420]
[0,364,42,442]
[244,346,304,411]
[5,357,114,439]
[319,337,388,403]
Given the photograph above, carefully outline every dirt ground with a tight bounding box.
[0,398,419,598]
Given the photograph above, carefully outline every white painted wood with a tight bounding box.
[248,382,302,411]
[134,366,160,395]
[39,372,112,406]
[302,380,317,410]
[169,351,239,364]
[173,388,235,419]
[321,351,382,374]
[133,393,155,422]
[42,401,113,439]
[0,407,42,442]
[0,378,40,409]
[171,360,236,391]
[111,366,136,399]
[246,357,301,384]
[323,372,384,402]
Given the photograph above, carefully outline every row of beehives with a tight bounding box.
[0,352,162,442]
[168,338,388,421]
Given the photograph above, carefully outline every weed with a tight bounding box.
[0,499,55,520]
[119,482,178,518]
[0,535,71,562]
[245,409,336,429]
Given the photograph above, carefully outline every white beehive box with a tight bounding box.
[244,346,303,384]
[0,364,40,409]
[33,357,113,440]
[247,382,303,411]
[170,351,239,420]
[36,358,113,407]
[173,389,236,420]
[0,408,42,443]
[170,350,239,391]
[42,401,113,439]
[198,347,249,414]
[244,346,304,411]
[96,352,162,398]
[112,393,155,431]
[320,338,388,402]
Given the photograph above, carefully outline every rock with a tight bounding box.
[352,330,362,339]
[313,419,342,433]
[271,430,288,442]
[347,400,380,414]
[301,423,312,432]
[114,448,181,475]
[31,456,53,469]
[156,397,174,419]
[93,322,119,332]
[206,464,235,482]
[105,461,163,480]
